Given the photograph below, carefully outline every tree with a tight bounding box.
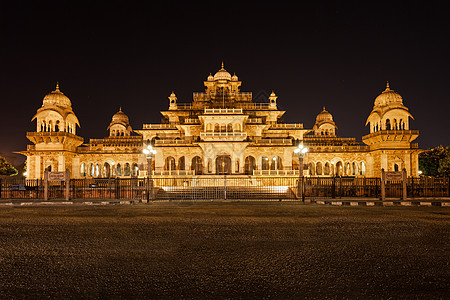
[419,146,450,177]
[0,156,18,176]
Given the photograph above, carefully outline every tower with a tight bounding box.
[362,82,419,175]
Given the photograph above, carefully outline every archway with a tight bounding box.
[244,156,256,175]
[191,156,203,175]
[216,155,231,175]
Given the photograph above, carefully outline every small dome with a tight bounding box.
[231,73,238,81]
[42,83,71,107]
[316,107,333,122]
[207,73,214,81]
[374,82,403,106]
[213,62,232,81]
[111,107,129,124]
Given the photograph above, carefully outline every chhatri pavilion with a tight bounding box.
[21,63,420,179]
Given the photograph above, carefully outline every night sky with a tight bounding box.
[1,1,449,164]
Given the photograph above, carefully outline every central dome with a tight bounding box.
[374,82,403,107]
[111,107,129,124]
[316,107,333,122]
[213,63,232,81]
[42,83,71,107]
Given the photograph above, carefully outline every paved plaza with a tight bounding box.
[0,203,448,298]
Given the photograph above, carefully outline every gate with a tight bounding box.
[152,176,299,200]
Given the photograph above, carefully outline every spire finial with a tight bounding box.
[119,106,122,112]
[323,106,326,111]
[55,82,60,91]
[386,81,390,89]
[221,61,224,69]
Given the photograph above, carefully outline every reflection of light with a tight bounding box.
[23,171,28,177]
[418,170,423,175]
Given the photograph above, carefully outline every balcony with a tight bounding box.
[253,138,293,145]
[204,108,243,114]
[154,139,193,145]
[142,124,177,129]
[270,123,303,129]
[200,131,247,141]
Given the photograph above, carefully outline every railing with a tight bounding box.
[254,138,293,145]
[200,132,247,139]
[253,170,299,176]
[154,139,192,145]
[362,130,420,139]
[142,124,177,129]
[184,118,200,124]
[1,176,448,201]
[246,118,264,123]
[204,108,243,114]
[270,123,303,129]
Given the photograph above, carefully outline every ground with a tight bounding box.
[0,203,448,299]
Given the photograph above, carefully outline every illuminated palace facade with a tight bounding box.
[22,64,420,179]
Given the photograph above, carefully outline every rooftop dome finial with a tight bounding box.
[221,61,224,69]
[386,81,390,90]
[55,82,60,91]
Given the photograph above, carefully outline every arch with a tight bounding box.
[345,162,351,176]
[244,156,256,175]
[95,164,100,177]
[89,163,94,177]
[261,156,270,170]
[308,162,315,176]
[178,156,186,170]
[116,163,122,176]
[352,162,357,176]
[124,163,131,176]
[206,123,213,132]
[271,156,282,170]
[227,123,233,132]
[360,161,366,176]
[80,163,86,177]
[394,163,399,172]
[335,161,343,176]
[214,124,219,132]
[385,119,391,130]
[132,163,139,176]
[234,123,241,132]
[216,155,231,175]
[316,162,323,175]
[324,162,331,175]
[191,156,203,175]
[103,163,111,178]
[164,156,176,171]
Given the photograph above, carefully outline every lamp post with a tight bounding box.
[294,144,308,201]
[143,144,156,202]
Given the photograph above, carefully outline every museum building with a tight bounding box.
[21,64,420,179]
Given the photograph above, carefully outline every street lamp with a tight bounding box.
[294,144,308,201]
[143,144,156,202]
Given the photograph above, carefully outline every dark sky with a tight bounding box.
[1,1,449,164]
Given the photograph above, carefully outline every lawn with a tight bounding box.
[0,203,448,298]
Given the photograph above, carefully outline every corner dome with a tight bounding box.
[374,82,403,107]
[213,62,232,81]
[42,83,71,107]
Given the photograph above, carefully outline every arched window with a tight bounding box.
[335,161,343,176]
[324,162,330,175]
[206,123,212,132]
[116,163,122,176]
[244,156,256,175]
[80,163,86,177]
[316,162,323,175]
[271,156,282,170]
[386,119,391,130]
[103,163,111,178]
[132,163,139,176]
[360,162,366,176]
[164,156,176,171]
[227,124,233,132]
[261,156,270,170]
[191,156,203,175]
[345,162,351,176]
[124,163,131,176]
[234,123,241,132]
[55,120,60,132]
[95,164,100,177]
[309,162,315,175]
[178,156,185,170]
[352,162,357,175]
[89,163,94,177]
[394,163,399,172]
[214,124,219,132]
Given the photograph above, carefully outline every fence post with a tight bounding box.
[65,168,70,201]
[331,177,336,199]
[381,169,385,201]
[44,168,49,201]
[402,168,407,201]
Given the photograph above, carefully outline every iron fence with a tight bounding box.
[0,176,448,201]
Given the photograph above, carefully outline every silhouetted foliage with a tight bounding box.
[419,146,450,177]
